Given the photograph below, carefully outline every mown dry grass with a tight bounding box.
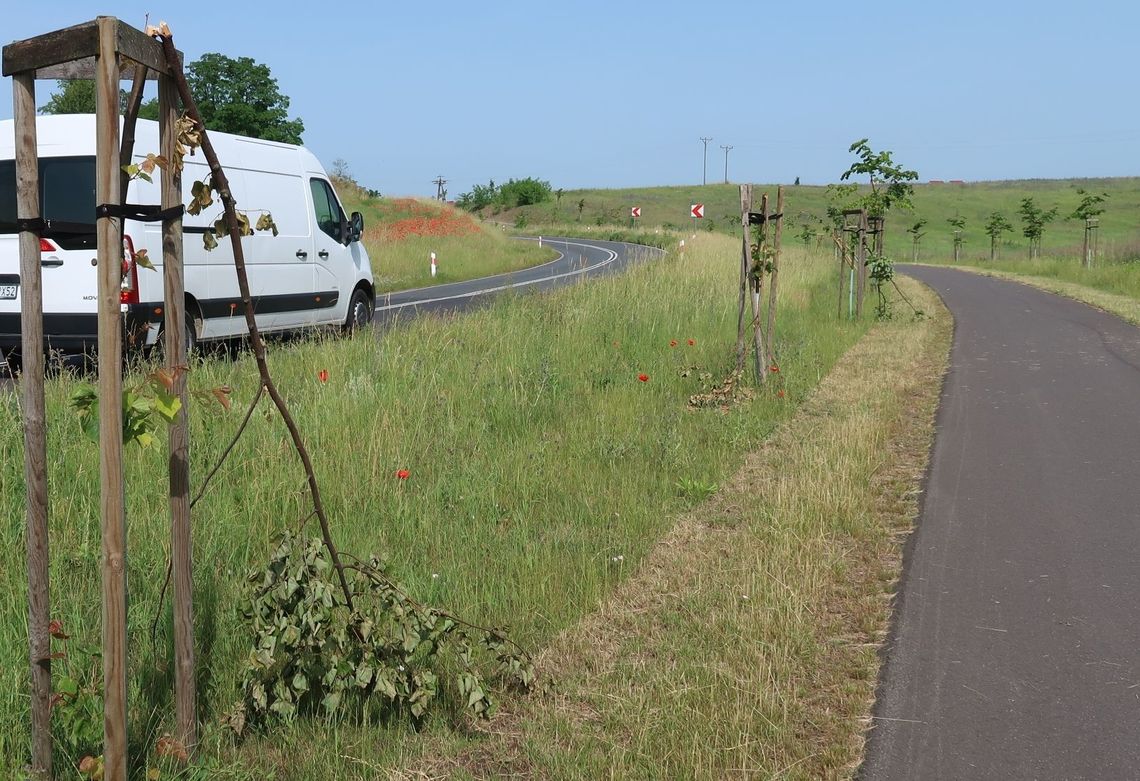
[393,276,951,780]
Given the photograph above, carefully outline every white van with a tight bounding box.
[0,114,374,357]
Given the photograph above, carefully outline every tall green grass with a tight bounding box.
[0,234,867,774]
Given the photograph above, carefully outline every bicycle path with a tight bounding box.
[861,266,1140,780]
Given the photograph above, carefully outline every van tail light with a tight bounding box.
[120,235,140,305]
[39,238,57,253]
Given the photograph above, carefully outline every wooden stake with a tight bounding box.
[14,71,52,781]
[765,186,784,364]
[836,228,845,319]
[96,17,128,779]
[855,210,867,318]
[159,73,196,754]
[735,184,752,376]
[751,194,769,384]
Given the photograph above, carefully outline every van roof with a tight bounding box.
[0,114,328,177]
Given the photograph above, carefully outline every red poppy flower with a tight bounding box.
[669,339,678,348]
[318,369,329,383]
[769,364,779,373]
[777,389,785,398]
[638,373,649,382]
[687,339,695,346]
[395,469,410,480]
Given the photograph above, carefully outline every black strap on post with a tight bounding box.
[16,217,47,234]
[747,211,784,226]
[95,203,185,222]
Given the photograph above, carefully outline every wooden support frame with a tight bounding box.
[4,17,189,778]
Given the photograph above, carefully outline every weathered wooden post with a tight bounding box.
[765,186,784,364]
[159,70,196,752]
[751,194,769,384]
[855,210,867,318]
[836,227,846,319]
[735,184,752,376]
[12,67,51,781]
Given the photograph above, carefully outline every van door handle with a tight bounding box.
[318,250,329,260]
[296,250,308,260]
[41,258,64,267]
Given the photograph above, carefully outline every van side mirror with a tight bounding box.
[347,211,364,244]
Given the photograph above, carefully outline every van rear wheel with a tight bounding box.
[345,288,373,332]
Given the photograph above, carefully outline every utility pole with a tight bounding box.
[699,137,713,186]
[720,144,733,184]
[432,175,447,201]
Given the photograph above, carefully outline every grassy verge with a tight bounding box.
[403,275,950,780]
[0,234,875,776]
[918,257,1140,325]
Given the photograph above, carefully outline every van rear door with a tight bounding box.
[0,156,101,352]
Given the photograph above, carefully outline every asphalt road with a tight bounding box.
[861,266,1140,780]
[372,236,663,323]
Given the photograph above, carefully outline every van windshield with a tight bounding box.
[0,155,97,250]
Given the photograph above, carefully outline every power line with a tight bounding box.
[720,144,733,184]
[699,137,713,186]
[432,176,447,201]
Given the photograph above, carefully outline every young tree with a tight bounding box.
[840,138,919,219]
[1018,197,1058,259]
[984,212,1014,261]
[906,218,928,262]
[838,139,919,318]
[947,215,966,263]
[1071,188,1108,268]
[577,198,586,222]
[187,53,304,144]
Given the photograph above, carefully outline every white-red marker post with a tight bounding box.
[430,251,437,277]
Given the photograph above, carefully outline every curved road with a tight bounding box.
[862,266,1140,779]
[372,237,663,323]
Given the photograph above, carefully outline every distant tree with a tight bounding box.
[947,215,967,263]
[794,176,800,186]
[187,53,304,144]
[331,158,352,180]
[555,188,564,204]
[38,79,158,117]
[906,218,928,262]
[1071,188,1108,268]
[456,180,497,212]
[1018,197,1058,259]
[984,212,1014,261]
[498,177,552,208]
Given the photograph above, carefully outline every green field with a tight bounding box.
[509,178,1140,264]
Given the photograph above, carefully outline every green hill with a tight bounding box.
[512,178,1140,263]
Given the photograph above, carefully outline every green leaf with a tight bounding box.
[133,249,155,271]
[153,390,182,423]
[321,690,341,713]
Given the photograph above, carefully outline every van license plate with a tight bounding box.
[0,284,16,300]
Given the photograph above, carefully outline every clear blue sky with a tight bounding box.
[2,1,1138,197]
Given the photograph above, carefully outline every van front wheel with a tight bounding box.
[345,288,373,332]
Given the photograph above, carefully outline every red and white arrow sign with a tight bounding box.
[631,206,641,218]
[691,203,705,219]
